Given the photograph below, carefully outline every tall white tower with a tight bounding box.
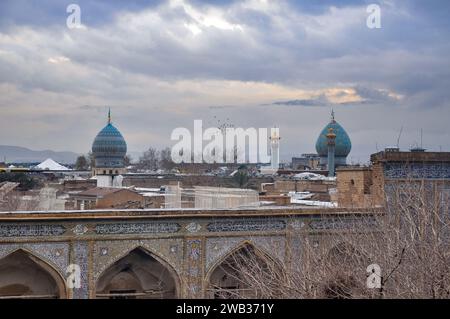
[270,127,280,171]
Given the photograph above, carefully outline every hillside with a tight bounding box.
[0,145,79,164]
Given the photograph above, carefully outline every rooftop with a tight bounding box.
[74,187,134,198]
[0,206,381,222]
[371,150,450,163]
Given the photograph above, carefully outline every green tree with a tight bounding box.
[75,155,89,170]
[233,165,249,188]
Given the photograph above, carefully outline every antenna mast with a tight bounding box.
[396,126,403,149]
[420,128,423,148]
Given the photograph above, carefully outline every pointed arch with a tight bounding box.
[0,248,67,299]
[95,246,180,299]
[205,241,283,299]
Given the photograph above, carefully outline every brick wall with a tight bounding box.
[97,190,145,209]
[337,168,382,208]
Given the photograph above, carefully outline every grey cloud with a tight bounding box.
[0,0,449,160]
[272,95,328,107]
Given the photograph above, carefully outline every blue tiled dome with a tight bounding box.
[315,113,351,163]
[92,114,127,168]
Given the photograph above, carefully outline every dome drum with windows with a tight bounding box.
[91,110,127,170]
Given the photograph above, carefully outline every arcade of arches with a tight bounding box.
[0,208,374,298]
[0,244,280,299]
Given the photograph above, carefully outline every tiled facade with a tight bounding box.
[0,207,374,299]
[337,151,450,208]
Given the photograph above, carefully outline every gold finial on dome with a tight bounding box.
[326,127,336,139]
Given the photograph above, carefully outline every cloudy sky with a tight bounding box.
[0,0,449,163]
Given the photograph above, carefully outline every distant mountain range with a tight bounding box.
[0,145,79,164]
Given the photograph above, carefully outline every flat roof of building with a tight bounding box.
[0,206,381,221]
[75,187,133,197]
[371,151,450,163]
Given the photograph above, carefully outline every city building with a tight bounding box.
[68,187,149,210]
[2,111,448,299]
[336,148,450,208]
[291,153,321,170]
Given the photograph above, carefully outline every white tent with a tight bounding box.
[36,158,70,171]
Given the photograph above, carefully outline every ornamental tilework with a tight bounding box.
[185,222,202,233]
[0,242,69,277]
[205,236,285,272]
[95,222,181,234]
[0,224,66,237]
[72,224,88,236]
[207,218,286,232]
[92,239,183,281]
[73,241,89,299]
[384,163,450,179]
[185,238,203,298]
[309,217,377,230]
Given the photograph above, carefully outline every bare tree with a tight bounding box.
[211,179,450,299]
[0,192,39,211]
[124,154,132,167]
[138,147,159,171]
[159,147,175,170]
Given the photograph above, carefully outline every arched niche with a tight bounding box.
[206,242,282,299]
[0,249,66,299]
[96,247,179,299]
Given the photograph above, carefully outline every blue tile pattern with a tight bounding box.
[92,123,127,168]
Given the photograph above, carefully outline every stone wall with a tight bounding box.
[337,167,379,208]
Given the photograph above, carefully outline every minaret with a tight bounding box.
[270,127,280,171]
[326,127,336,177]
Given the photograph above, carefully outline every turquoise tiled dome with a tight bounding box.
[315,112,351,165]
[92,112,127,168]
